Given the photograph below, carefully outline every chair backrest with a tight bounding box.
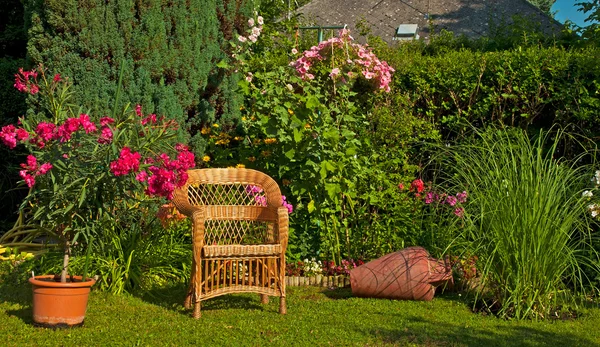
[174,168,283,246]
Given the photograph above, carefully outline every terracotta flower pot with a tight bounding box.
[350,247,452,301]
[29,275,96,328]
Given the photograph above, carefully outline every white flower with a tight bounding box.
[291,48,298,55]
[245,72,253,82]
[257,16,264,25]
[582,190,593,198]
[238,36,247,43]
[593,210,599,218]
[251,26,261,36]
[249,34,258,43]
[248,18,255,27]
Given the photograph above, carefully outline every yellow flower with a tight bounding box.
[212,123,219,128]
[264,138,277,144]
[202,155,210,162]
[261,150,272,157]
[248,156,256,162]
[234,136,243,141]
[242,116,247,121]
[288,109,294,115]
[240,106,245,111]
[215,139,230,145]
[201,127,211,135]
[236,164,245,168]
[304,123,312,129]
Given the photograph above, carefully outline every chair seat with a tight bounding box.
[203,244,282,257]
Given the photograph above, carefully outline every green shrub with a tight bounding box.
[443,127,599,319]
[375,41,600,147]
[23,0,251,151]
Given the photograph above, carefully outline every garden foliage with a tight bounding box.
[442,128,599,319]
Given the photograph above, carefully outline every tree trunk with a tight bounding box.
[61,240,70,283]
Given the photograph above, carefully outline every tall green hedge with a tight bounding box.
[24,0,249,150]
[375,42,600,143]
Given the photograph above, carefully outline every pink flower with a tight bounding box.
[35,122,57,142]
[456,191,468,203]
[99,117,115,126]
[175,143,189,151]
[136,171,148,182]
[238,36,247,43]
[14,68,39,95]
[454,207,465,218]
[19,170,35,188]
[248,18,255,27]
[135,104,143,117]
[141,114,157,125]
[21,155,38,172]
[251,26,261,36]
[305,73,314,80]
[425,191,435,204]
[398,183,404,190]
[255,195,267,206]
[1,125,17,149]
[329,68,340,78]
[98,126,113,144]
[282,195,293,213]
[246,185,263,195]
[291,48,298,55]
[53,74,61,82]
[38,163,53,175]
[246,72,253,82]
[110,147,141,176]
[249,34,258,43]
[446,195,458,206]
[79,113,97,133]
[257,16,264,25]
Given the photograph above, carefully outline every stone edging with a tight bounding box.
[285,275,350,287]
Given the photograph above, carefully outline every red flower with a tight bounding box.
[110,147,141,176]
[410,179,424,193]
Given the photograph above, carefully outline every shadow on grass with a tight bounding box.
[321,287,353,300]
[137,282,267,315]
[0,280,34,325]
[357,315,599,347]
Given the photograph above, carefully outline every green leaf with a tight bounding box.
[307,200,315,213]
[306,96,320,110]
[216,59,230,69]
[293,128,302,143]
[285,148,296,160]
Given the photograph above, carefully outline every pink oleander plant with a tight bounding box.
[0,65,195,283]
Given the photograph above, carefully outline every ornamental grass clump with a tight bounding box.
[0,65,195,283]
[445,128,599,319]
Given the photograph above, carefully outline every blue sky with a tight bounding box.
[551,0,593,26]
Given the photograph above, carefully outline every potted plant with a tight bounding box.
[0,65,195,327]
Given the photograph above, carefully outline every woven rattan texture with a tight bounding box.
[172,168,288,318]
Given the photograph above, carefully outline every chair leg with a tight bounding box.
[193,301,201,319]
[184,294,192,309]
[279,297,287,315]
[260,294,269,304]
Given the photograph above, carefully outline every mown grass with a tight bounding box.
[0,280,599,347]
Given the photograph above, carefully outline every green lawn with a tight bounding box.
[0,281,599,346]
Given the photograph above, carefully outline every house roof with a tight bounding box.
[296,0,562,43]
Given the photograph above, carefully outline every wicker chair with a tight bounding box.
[172,168,288,318]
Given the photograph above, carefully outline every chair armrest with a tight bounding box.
[277,206,289,251]
[172,187,202,217]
